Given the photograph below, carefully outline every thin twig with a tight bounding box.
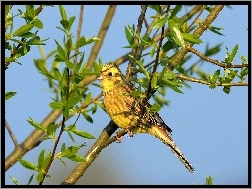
[186,5,205,32]
[86,5,117,69]
[145,6,169,101]
[189,47,248,68]
[5,119,19,147]
[126,5,148,80]
[73,5,84,66]
[176,74,248,86]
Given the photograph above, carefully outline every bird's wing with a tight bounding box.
[124,81,172,133]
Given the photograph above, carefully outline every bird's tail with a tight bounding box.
[149,125,195,173]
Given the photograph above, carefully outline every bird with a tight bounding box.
[97,62,195,173]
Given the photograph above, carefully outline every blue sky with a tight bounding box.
[5,5,249,185]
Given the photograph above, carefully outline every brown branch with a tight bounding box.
[168,5,225,70]
[5,109,62,171]
[5,119,18,147]
[189,47,248,68]
[126,5,148,80]
[176,74,248,86]
[61,121,136,185]
[73,5,84,66]
[39,116,66,185]
[186,5,205,32]
[145,6,169,100]
[86,5,117,69]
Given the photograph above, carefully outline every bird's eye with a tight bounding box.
[108,72,112,76]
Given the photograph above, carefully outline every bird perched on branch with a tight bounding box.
[97,62,194,173]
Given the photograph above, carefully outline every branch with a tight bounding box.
[61,121,137,185]
[176,74,248,86]
[189,47,248,68]
[5,109,62,171]
[126,5,148,80]
[86,5,117,69]
[5,119,18,147]
[168,5,225,70]
[73,5,84,66]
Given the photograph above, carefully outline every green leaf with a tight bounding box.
[12,24,35,37]
[168,19,185,47]
[42,152,52,170]
[169,85,183,93]
[47,122,57,141]
[82,110,93,123]
[170,5,182,18]
[162,40,175,52]
[38,150,45,170]
[65,60,74,69]
[36,172,44,184]
[228,44,238,63]
[223,86,231,94]
[5,91,17,100]
[68,16,76,30]
[92,103,98,114]
[75,36,99,48]
[149,103,161,112]
[151,72,159,89]
[71,128,95,139]
[60,146,79,157]
[9,176,19,185]
[75,36,87,48]
[148,5,162,14]
[205,176,214,185]
[34,19,43,29]
[141,34,153,45]
[52,68,62,82]
[181,33,203,44]
[65,96,81,109]
[55,40,67,60]
[27,174,34,185]
[84,92,92,104]
[49,101,64,109]
[18,159,38,171]
[68,155,86,162]
[130,85,142,98]
[27,117,46,132]
[211,69,220,84]
[66,125,95,139]
[129,55,150,79]
[208,25,224,36]
[125,26,134,45]
[152,17,167,29]
[153,95,169,107]
[59,5,67,20]
[205,43,222,57]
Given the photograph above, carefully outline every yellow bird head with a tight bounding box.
[97,62,126,92]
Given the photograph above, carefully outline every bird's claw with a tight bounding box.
[115,131,124,143]
[126,128,133,137]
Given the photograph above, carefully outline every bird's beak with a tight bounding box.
[97,74,103,80]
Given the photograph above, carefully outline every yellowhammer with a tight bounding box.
[97,62,194,173]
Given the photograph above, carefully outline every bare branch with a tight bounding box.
[5,119,18,147]
[176,74,248,86]
[189,47,248,68]
[86,5,117,69]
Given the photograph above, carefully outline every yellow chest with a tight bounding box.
[103,87,141,129]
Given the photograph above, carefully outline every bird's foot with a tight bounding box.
[126,128,133,137]
[115,131,124,143]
